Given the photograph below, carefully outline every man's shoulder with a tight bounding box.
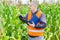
[40,13,46,23]
[41,13,46,17]
[38,10,45,15]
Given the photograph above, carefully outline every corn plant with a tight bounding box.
[38,4,60,40]
[0,2,21,40]
[0,2,60,40]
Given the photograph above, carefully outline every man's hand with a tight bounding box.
[17,12,20,16]
[19,15,23,20]
[28,21,35,27]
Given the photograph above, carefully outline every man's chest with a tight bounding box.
[28,14,40,25]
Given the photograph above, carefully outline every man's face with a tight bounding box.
[29,3,37,12]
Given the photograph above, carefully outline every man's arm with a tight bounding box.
[19,14,28,24]
[35,14,46,28]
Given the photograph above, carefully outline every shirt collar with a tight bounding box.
[32,9,38,15]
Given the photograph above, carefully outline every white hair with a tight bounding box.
[28,0,38,6]
[32,0,38,5]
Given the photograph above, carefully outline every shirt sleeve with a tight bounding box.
[19,14,28,24]
[40,14,46,23]
[24,14,28,19]
[35,13,46,28]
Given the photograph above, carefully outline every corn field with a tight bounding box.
[0,2,60,40]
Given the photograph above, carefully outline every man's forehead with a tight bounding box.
[29,2,34,6]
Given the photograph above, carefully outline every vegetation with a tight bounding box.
[0,3,60,40]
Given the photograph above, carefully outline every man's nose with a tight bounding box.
[31,7,33,9]
[30,7,32,9]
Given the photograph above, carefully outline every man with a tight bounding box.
[19,1,46,40]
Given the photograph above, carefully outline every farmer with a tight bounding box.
[19,1,46,40]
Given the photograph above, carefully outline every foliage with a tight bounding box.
[0,3,60,40]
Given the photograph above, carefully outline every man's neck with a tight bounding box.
[32,9,38,13]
